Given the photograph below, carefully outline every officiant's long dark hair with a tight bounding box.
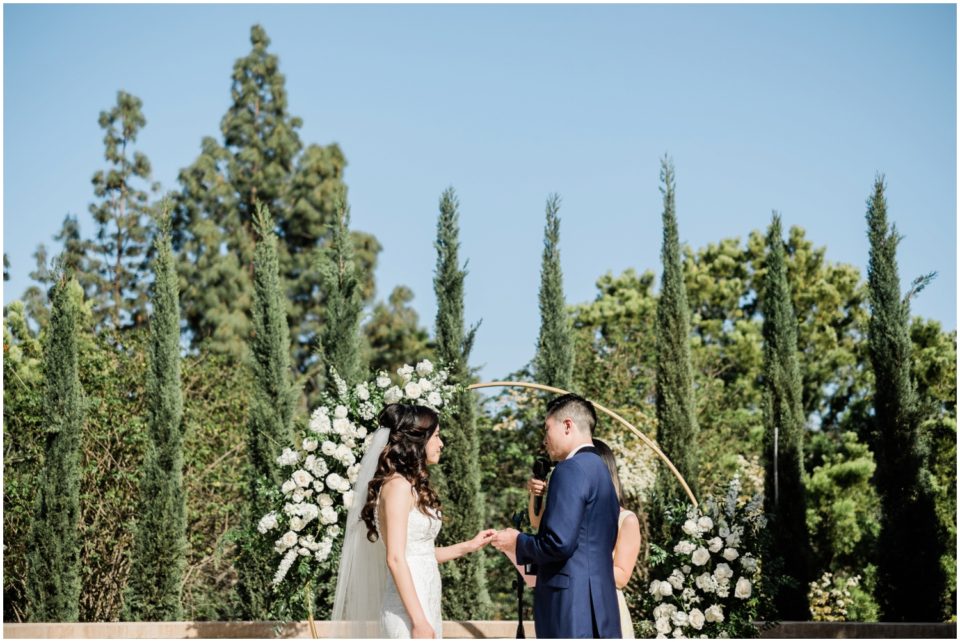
[360,403,443,542]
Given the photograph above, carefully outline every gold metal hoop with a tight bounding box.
[467,381,698,508]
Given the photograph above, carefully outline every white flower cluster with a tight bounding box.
[259,359,454,588]
[645,479,764,639]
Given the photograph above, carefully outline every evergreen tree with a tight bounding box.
[236,203,299,618]
[89,91,155,330]
[123,213,186,620]
[653,156,700,519]
[534,194,574,389]
[317,200,363,391]
[433,188,491,619]
[864,176,945,620]
[760,213,812,619]
[26,275,85,622]
[362,285,435,376]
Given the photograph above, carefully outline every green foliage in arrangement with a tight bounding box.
[760,214,812,619]
[26,277,86,622]
[236,204,300,619]
[534,194,574,390]
[652,156,701,536]
[123,218,187,620]
[864,177,946,621]
[432,187,491,620]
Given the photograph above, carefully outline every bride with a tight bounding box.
[332,403,495,638]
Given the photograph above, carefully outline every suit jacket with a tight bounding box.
[515,446,622,638]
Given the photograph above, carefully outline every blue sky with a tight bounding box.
[4,3,956,382]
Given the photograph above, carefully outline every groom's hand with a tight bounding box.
[492,528,520,555]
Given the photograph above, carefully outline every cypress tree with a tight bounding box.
[317,200,363,391]
[653,156,700,517]
[864,176,944,620]
[433,187,491,619]
[237,203,299,618]
[89,91,154,331]
[760,213,812,619]
[122,214,186,620]
[26,275,85,622]
[534,194,574,389]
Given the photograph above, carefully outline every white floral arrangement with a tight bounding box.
[258,360,455,586]
[642,477,767,639]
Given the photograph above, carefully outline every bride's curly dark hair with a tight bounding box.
[360,403,443,542]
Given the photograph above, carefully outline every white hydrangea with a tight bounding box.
[397,364,414,381]
[332,417,350,435]
[334,405,349,419]
[257,512,279,534]
[384,386,402,405]
[404,381,422,399]
[674,540,697,555]
[359,402,376,421]
[668,569,685,590]
[416,360,434,376]
[696,572,717,593]
[741,554,758,574]
[277,448,300,466]
[309,407,331,433]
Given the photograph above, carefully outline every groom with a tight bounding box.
[492,394,621,638]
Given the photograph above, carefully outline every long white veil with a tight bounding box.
[330,426,390,637]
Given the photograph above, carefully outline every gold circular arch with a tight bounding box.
[467,381,698,508]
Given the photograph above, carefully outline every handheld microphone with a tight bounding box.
[532,457,552,515]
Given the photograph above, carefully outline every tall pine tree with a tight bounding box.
[237,203,299,618]
[433,188,491,619]
[653,156,700,527]
[26,275,85,622]
[760,213,812,619]
[534,194,574,390]
[864,176,945,620]
[123,213,186,620]
[89,91,155,330]
[317,200,364,392]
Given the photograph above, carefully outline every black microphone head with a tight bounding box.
[532,457,552,480]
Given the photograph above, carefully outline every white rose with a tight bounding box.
[672,628,683,638]
[734,577,752,599]
[327,524,342,538]
[281,480,297,494]
[318,494,333,508]
[688,609,705,630]
[671,610,688,628]
[404,381,422,399]
[321,440,337,456]
[343,490,355,510]
[418,378,434,392]
[292,469,313,488]
[416,360,434,376]
[302,438,318,452]
[355,383,370,401]
[704,604,724,623]
[682,565,692,575]
[332,418,350,435]
[707,537,723,553]
[655,618,672,635]
[320,506,338,525]
[713,562,734,580]
[290,517,305,532]
[334,405,349,419]
[658,581,674,597]
[257,512,279,534]
[397,364,414,381]
[668,569,685,590]
[311,412,332,434]
[697,516,714,532]
[292,490,304,504]
[376,373,391,389]
[674,540,697,555]
[741,555,758,574]
[326,473,343,490]
[339,478,352,493]
[695,573,716,593]
[722,547,739,561]
[682,519,700,537]
[279,530,298,549]
[384,386,402,405]
[691,547,710,566]
[356,425,367,439]
[276,448,300,466]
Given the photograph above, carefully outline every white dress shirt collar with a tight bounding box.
[565,442,593,460]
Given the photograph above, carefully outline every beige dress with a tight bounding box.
[615,509,636,638]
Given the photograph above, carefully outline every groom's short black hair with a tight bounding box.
[546,393,598,435]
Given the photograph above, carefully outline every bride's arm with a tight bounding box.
[435,529,497,564]
[381,477,433,638]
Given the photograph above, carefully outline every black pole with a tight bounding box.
[512,511,526,638]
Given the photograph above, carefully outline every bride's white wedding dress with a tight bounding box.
[377,502,443,638]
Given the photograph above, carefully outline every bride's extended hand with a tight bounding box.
[469,528,498,552]
[411,619,435,639]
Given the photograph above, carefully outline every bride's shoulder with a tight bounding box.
[380,474,413,494]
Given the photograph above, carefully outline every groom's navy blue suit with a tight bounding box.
[515,446,622,639]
